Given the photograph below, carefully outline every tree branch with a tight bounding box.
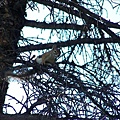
[0,114,58,120]
[24,97,48,114]
[24,19,87,30]
[32,0,119,38]
[56,0,120,29]
[17,37,120,52]
[0,114,95,120]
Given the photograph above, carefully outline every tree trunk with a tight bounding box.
[0,81,8,113]
[0,0,27,113]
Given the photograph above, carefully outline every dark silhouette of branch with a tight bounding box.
[56,0,120,29]
[1,0,120,119]
[32,0,119,39]
[24,20,87,30]
[17,37,120,52]
[0,114,58,120]
[24,97,48,114]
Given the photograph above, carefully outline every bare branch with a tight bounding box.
[0,114,57,120]
[32,0,119,38]
[18,37,120,52]
[24,20,87,30]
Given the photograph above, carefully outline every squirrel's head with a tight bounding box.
[52,45,61,58]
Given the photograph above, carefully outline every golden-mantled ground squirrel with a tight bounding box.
[35,45,60,65]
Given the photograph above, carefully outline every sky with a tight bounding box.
[4,1,120,114]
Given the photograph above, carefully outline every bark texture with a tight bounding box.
[0,0,27,113]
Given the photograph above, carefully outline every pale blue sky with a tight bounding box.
[4,1,120,114]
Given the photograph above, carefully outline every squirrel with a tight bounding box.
[4,45,60,81]
[35,45,60,65]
